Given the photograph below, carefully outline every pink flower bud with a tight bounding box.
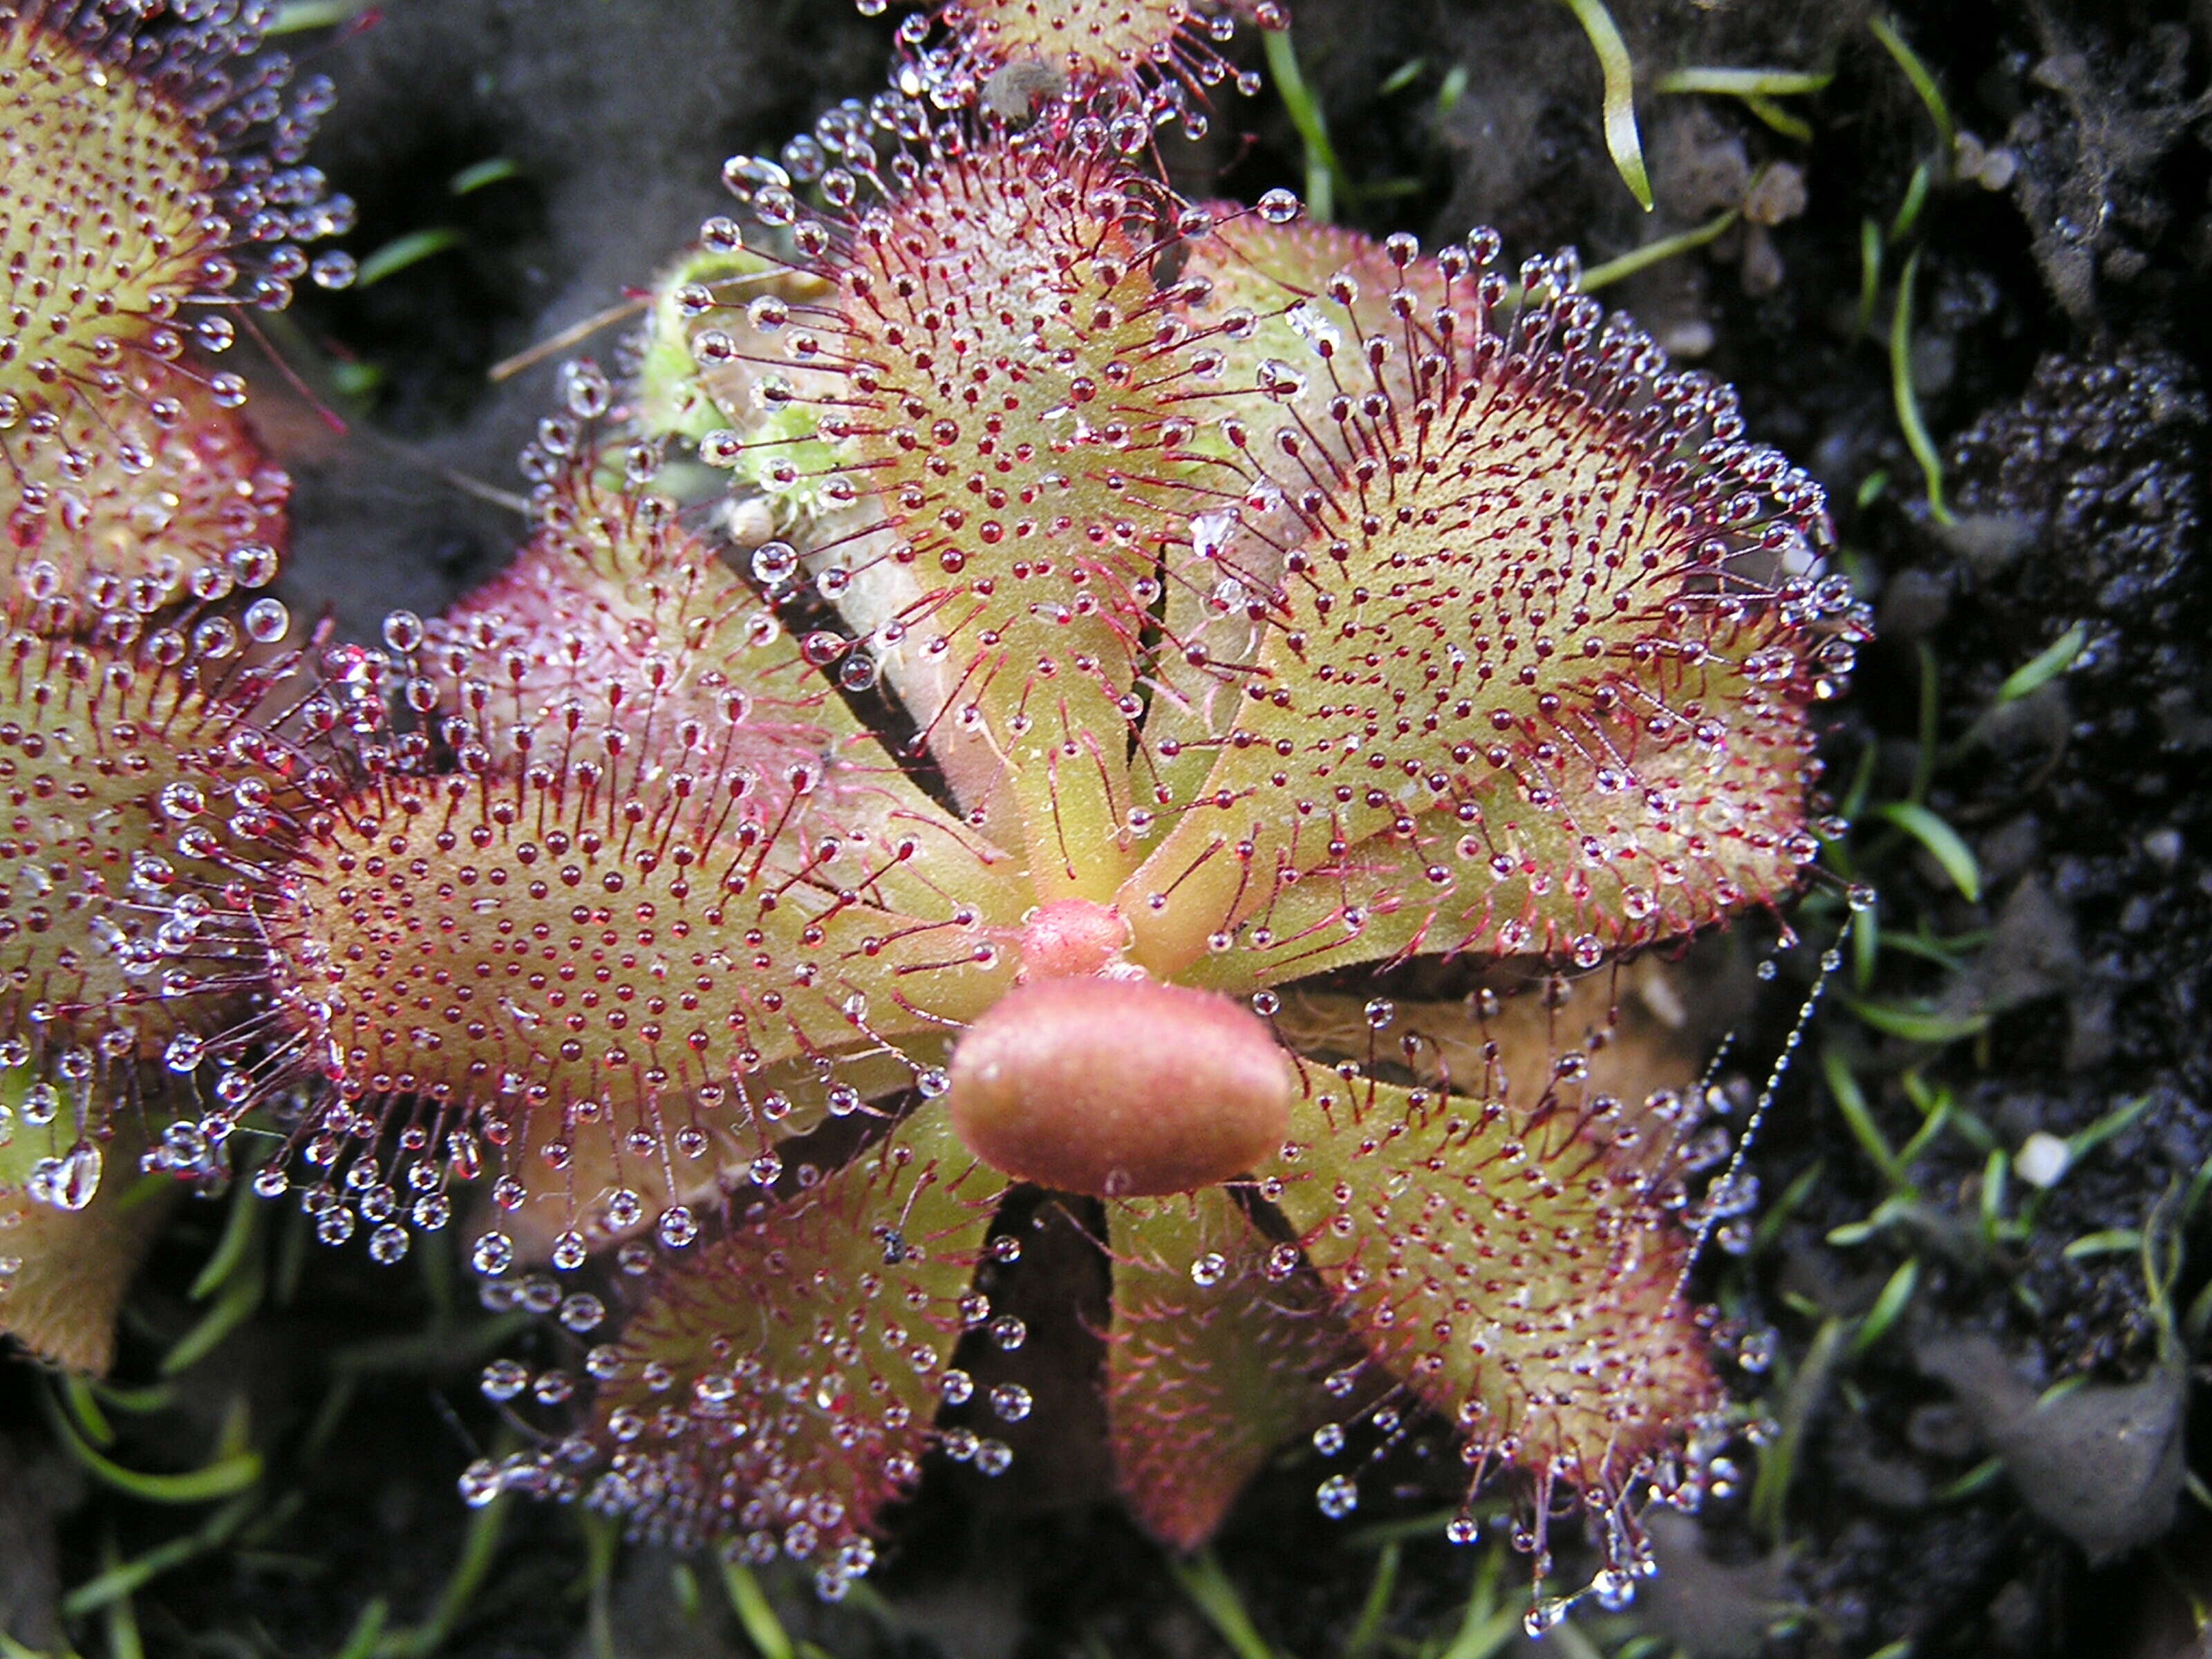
[949,977,1291,1196]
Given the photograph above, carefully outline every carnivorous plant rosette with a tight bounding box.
[0,0,1870,1622]
[218,68,1862,1600]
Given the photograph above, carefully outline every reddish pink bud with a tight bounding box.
[1016,899,1131,980]
[948,977,1291,1196]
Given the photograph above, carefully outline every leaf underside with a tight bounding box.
[1105,1185,1359,1550]
[578,1101,1006,1567]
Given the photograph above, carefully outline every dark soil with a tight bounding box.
[8,1,2212,1656]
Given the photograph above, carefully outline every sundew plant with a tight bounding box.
[0,0,1867,1635]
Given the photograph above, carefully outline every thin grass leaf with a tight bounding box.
[1838,738,1880,825]
[719,1562,795,1659]
[332,1600,390,1659]
[373,1496,507,1658]
[1996,624,2087,703]
[2183,1152,2212,1226]
[62,1374,115,1449]
[1979,1149,2011,1245]
[97,1537,142,1659]
[1438,1550,1519,1659]
[1750,1316,1844,1540]
[1880,930,1976,972]
[580,1511,619,1659]
[269,0,369,28]
[1888,158,1932,243]
[1824,1050,1907,1190]
[353,227,467,290]
[2069,1094,2153,1165]
[1435,64,1469,119]
[1344,1542,1400,1659]
[188,1163,267,1301]
[1543,1614,1609,1659]
[1654,66,1833,97]
[1888,248,1953,523]
[2036,1374,2091,1410]
[1262,30,1349,224]
[1378,57,1427,95]
[1754,1159,1828,1256]
[1856,217,1885,337]
[87,1380,174,1417]
[1653,66,1830,142]
[298,1375,359,1467]
[2063,1228,2144,1261]
[1557,0,1653,209]
[59,1496,257,1618]
[670,1563,702,1624]
[1845,997,1989,1044]
[1172,1552,1289,1659]
[40,1390,261,1505]
[110,1173,174,1218]
[1579,208,1738,291]
[2186,1272,2212,1349]
[1875,803,1981,902]
[449,157,520,196]
[1933,1455,2005,1503]
[1852,1258,1921,1355]
[1868,15,1956,160]
[1841,892,1877,984]
[162,1262,263,1376]
[1340,1506,1465,1551]
[1896,1090,1955,1169]
[1740,93,1815,142]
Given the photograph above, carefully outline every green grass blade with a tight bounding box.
[270,0,370,28]
[1874,803,1981,902]
[1868,15,1955,161]
[375,1496,508,1658]
[333,1600,391,1659]
[1172,1551,1288,1659]
[1749,1315,1845,1539]
[1889,247,1953,525]
[353,227,467,290]
[1851,1257,1921,1354]
[1344,1542,1400,1659]
[40,1389,261,1506]
[1843,999,1989,1044]
[1654,66,1833,97]
[1557,0,1653,209]
[720,1562,796,1659]
[1823,1050,1906,1190]
[1740,93,1814,142]
[1579,208,1738,291]
[449,158,521,196]
[1996,624,2086,703]
[1263,30,1349,225]
[59,1496,257,1618]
